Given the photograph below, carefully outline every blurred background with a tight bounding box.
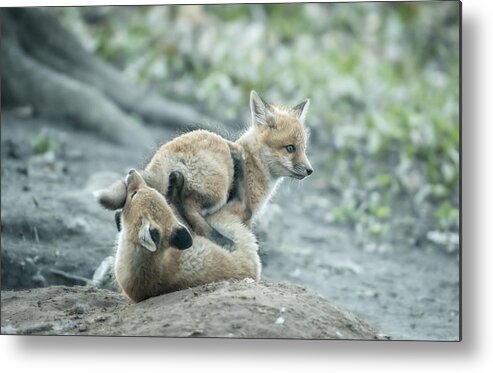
[54,2,460,244]
[1,2,460,340]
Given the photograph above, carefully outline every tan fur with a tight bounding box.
[95,91,312,229]
[114,171,260,303]
[237,94,313,216]
[145,129,236,208]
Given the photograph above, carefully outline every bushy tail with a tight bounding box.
[93,179,127,210]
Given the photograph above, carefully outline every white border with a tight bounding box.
[2,0,492,372]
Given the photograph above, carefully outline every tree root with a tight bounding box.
[1,8,222,145]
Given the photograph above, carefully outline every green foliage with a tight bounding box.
[332,192,359,223]
[31,133,58,154]
[333,190,391,230]
[435,201,459,231]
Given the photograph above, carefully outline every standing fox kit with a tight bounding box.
[96,91,313,247]
[237,91,313,215]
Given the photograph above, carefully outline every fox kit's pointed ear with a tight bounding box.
[293,99,310,124]
[93,179,127,210]
[125,168,146,188]
[250,90,273,127]
[138,219,158,252]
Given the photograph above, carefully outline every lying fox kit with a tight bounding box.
[115,170,260,302]
[96,91,313,247]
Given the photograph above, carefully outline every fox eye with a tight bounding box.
[285,144,296,153]
[130,191,137,199]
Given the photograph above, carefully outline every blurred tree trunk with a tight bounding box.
[1,8,220,145]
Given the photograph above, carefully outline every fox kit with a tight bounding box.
[96,131,248,248]
[114,169,260,302]
[96,90,312,247]
[237,91,313,216]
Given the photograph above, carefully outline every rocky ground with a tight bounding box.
[0,111,459,340]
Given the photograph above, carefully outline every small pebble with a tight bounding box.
[16,166,28,175]
[275,316,285,325]
[78,325,87,332]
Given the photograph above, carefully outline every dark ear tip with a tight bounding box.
[125,172,133,186]
[250,90,266,103]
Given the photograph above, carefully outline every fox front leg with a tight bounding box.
[181,197,235,250]
[166,171,234,249]
[167,171,185,205]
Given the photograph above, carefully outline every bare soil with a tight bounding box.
[0,280,381,339]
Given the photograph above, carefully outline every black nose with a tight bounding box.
[171,227,193,250]
[306,168,313,176]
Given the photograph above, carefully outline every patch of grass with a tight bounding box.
[31,133,58,154]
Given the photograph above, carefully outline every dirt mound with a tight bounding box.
[1,280,382,339]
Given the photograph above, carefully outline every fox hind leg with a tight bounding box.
[167,170,185,204]
[167,171,234,250]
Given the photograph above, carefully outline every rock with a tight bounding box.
[65,216,90,234]
[5,139,22,159]
[90,255,115,287]
[28,150,67,178]
[1,280,382,339]
[426,230,459,253]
